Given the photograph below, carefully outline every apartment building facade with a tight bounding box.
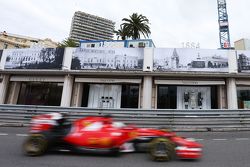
[69,11,115,42]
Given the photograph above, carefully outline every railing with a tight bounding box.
[0,104,250,131]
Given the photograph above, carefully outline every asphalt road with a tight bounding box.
[0,127,250,167]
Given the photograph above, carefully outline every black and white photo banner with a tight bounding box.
[71,48,144,70]
[153,48,229,72]
[237,50,250,72]
[4,48,64,69]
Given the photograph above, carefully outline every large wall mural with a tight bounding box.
[71,48,144,70]
[153,48,229,72]
[4,48,64,69]
[237,50,250,72]
[0,47,249,73]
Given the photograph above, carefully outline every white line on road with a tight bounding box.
[235,138,250,141]
[16,134,28,137]
[0,133,8,136]
[194,139,204,141]
[59,149,71,152]
[212,139,227,141]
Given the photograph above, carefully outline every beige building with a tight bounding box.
[234,38,250,50]
[0,31,58,49]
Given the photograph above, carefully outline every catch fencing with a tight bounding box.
[0,104,250,131]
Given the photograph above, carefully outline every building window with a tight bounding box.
[157,86,177,109]
[84,84,122,108]
[81,83,90,107]
[237,87,250,109]
[121,85,139,108]
[17,82,63,106]
[157,85,218,109]
[211,86,218,109]
[81,83,139,108]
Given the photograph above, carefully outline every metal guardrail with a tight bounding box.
[0,104,250,131]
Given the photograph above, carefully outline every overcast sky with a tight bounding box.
[0,0,249,49]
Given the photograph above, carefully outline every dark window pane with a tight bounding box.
[17,82,63,106]
[211,86,218,109]
[237,89,250,109]
[157,86,177,109]
[81,83,90,107]
[121,84,139,108]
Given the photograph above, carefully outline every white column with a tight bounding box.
[6,82,21,104]
[142,76,152,109]
[143,48,153,72]
[71,83,83,107]
[0,75,10,104]
[217,85,227,109]
[226,78,238,109]
[60,75,74,107]
[228,50,238,73]
[0,50,7,70]
[62,47,74,70]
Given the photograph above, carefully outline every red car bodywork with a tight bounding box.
[28,113,202,159]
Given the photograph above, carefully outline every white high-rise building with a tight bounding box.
[69,11,115,42]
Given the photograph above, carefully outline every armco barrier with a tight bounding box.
[0,104,250,131]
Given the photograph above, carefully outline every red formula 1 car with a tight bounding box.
[23,113,202,162]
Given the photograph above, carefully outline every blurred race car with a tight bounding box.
[23,113,202,162]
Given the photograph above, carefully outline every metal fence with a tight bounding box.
[0,104,250,131]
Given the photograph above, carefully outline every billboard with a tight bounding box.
[4,48,64,69]
[153,48,229,72]
[237,51,250,72]
[71,48,144,70]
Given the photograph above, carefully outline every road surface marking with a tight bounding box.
[235,138,250,141]
[59,149,71,152]
[195,139,204,141]
[0,133,8,136]
[187,138,204,141]
[16,134,28,137]
[212,139,227,141]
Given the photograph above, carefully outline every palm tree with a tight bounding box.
[122,13,151,40]
[58,38,78,47]
[114,25,131,40]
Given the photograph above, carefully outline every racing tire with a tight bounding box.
[23,134,48,156]
[110,147,122,157]
[149,138,175,162]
